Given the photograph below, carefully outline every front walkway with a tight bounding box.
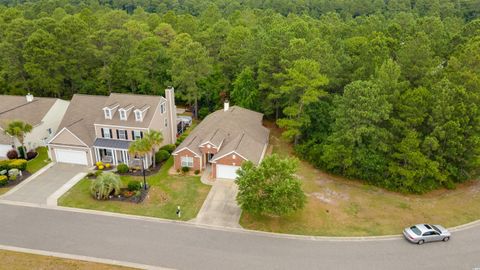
[194,178,242,228]
[1,163,86,204]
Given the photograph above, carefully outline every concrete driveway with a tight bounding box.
[194,179,242,228]
[1,163,86,204]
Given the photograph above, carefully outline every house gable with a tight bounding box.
[48,127,88,147]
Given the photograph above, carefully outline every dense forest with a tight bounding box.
[0,0,479,193]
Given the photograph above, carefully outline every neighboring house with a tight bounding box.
[48,87,177,168]
[173,102,269,180]
[0,93,69,157]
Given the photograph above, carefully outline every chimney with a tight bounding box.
[224,101,229,112]
[26,93,34,103]
[165,86,177,144]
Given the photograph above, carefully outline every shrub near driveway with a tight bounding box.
[59,158,211,221]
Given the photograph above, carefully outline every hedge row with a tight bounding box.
[0,159,28,171]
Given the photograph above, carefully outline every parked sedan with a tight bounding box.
[403,224,451,244]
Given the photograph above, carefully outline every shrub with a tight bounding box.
[6,149,18,160]
[26,150,37,160]
[127,180,142,191]
[155,150,170,164]
[90,172,122,200]
[105,163,111,169]
[9,159,27,171]
[17,146,26,159]
[94,170,103,177]
[159,144,176,154]
[0,175,7,186]
[194,169,200,175]
[176,168,181,173]
[0,160,11,171]
[117,163,129,174]
[181,166,190,173]
[98,165,104,170]
[86,172,95,178]
[95,161,103,167]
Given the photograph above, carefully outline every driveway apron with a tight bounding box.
[1,163,86,204]
[195,179,242,228]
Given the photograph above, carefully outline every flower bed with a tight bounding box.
[108,187,150,204]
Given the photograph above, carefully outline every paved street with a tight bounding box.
[1,163,85,204]
[194,179,242,228]
[0,203,479,270]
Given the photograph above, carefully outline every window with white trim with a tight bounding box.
[133,130,142,140]
[119,109,127,120]
[103,128,111,139]
[104,109,111,119]
[135,110,142,121]
[164,118,168,127]
[118,129,127,140]
[160,103,166,114]
[181,156,194,167]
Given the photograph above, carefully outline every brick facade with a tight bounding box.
[211,152,245,178]
[173,148,201,171]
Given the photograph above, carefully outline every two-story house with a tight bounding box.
[48,88,177,168]
[0,94,69,157]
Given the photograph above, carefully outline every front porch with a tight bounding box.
[93,138,150,169]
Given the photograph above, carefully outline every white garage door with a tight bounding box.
[0,144,13,157]
[55,148,88,165]
[216,164,240,180]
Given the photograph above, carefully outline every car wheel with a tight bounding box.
[417,240,424,245]
[443,237,450,242]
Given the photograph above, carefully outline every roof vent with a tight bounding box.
[224,101,229,112]
[26,93,34,103]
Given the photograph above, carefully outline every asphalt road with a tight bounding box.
[0,203,479,270]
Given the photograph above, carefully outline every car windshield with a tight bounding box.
[431,225,442,233]
[410,226,421,236]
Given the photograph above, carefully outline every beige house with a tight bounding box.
[172,102,269,179]
[0,94,69,157]
[48,88,177,168]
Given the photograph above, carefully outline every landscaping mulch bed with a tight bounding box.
[1,171,32,189]
[108,187,150,204]
[117,162,165,177]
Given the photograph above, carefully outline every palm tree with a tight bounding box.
[144,130,163,168]
[3,120,33,159]
[128,138,151,190]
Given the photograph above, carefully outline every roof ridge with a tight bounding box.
[0,99,39,115]
[66,118,84,128]
[234,133,245,151]
[110,92,163,98]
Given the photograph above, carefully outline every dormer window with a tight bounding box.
[119,109,127,120]
[134,110,143,122]
[104,108,112,119]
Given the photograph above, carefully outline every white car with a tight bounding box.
[403,224,451,244]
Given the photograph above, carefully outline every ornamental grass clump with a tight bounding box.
[90,172,122,200]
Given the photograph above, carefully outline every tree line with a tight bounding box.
[0,0,479,193]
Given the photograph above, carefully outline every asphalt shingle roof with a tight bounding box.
[175,106,269,164]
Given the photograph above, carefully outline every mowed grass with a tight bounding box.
[240,122,480,236]
[59,158,210,221]
[26,146,50,174]
[0,147,50,196]
[0,249,134,270]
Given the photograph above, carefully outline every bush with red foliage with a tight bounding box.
[6,149,18,160]
[26,150,38,160]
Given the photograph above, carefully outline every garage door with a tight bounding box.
[0,144,13,157]
[216,164,240,180]
[55,148,88,165]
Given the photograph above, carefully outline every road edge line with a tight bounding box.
[0,244,173,270]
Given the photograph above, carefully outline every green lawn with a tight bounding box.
[59,157,211,221]
[0,147,50,196]
[0,249,134,270]
[26,146,50,174]
[240,122,480,236]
